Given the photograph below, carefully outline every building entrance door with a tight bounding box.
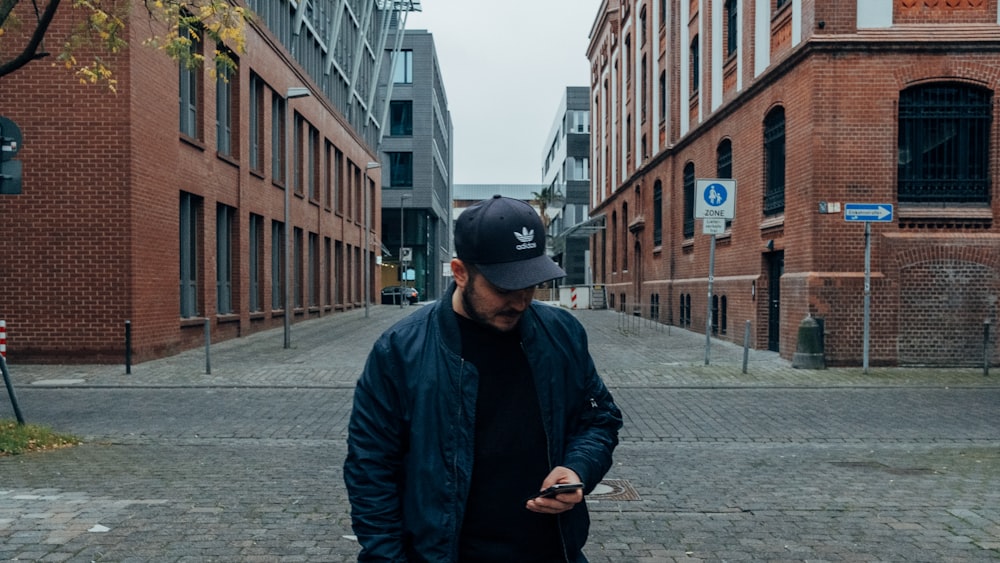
[766,251,784,352]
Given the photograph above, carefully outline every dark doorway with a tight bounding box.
[766,251,784,352]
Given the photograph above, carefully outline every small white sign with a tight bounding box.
[400,247,412,262]
[702,217,726,235]
[695,179,737,219]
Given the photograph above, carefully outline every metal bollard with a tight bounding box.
[742,320,751,375]
[205,318,212,375]
[125,320,132,375]
[985,320,991,377]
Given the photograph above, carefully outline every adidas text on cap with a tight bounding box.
[454,195,566,290]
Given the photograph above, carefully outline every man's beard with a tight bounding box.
[460,276,519,333]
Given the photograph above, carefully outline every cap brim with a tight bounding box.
[475,255,567,291]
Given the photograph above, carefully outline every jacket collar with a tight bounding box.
[434,281,540,357]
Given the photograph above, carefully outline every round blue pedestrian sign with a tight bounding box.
[703,183,728,207]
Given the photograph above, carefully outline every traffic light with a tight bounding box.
[0,116,23,195]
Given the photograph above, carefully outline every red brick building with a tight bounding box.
[587,0,1000,366]
[0,1,419,363]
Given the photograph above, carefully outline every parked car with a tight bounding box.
[381,285,419,305]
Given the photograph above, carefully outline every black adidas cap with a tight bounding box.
[454,195,566,290]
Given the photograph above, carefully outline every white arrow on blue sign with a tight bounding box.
[844,203,893,222]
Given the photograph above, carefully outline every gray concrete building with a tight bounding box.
[541,87,596,287]
[377,29,453,302]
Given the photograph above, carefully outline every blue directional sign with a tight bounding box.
[844,203,893,222]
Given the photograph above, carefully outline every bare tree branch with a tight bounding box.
[0,0,60,78]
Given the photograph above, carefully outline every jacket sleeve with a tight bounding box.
[344,335,410,562]
[560,328,623,492]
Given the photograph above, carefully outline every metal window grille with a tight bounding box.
[653,182,663,246]
[764,109,786,215]
[898,84,991,203]
[683,163,695,237]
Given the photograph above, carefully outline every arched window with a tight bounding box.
[653,180,663,246]
[622,202,629,271]
[717,139,734,229]
[611,211,618,273]
[898,83,991,203]
[683,162,695,238]
[763,107,785,215]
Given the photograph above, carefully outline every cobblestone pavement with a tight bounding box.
[2,304,998,562]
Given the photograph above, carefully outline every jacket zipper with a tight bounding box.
[523,340,571,563]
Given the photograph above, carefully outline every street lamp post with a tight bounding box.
[364,162,381,318]
[284,87,311,349]
[399,193,410,308]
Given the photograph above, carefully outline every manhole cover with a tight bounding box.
[590,479,641,501]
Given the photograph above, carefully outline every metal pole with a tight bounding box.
[742,320,751,374]
[204,318,211,375]
[364,173,370,318]
[0,354,25,425]
[863,222,871,374]
[399,194,409,308]
[705,234,716,365]
[283,99,292,348]
[284,88,311,348]
[985,320,991,377]
[125,320,132,375]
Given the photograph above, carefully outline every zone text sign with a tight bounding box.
[695,179,736,220]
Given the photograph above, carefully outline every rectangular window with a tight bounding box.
[690,36,700,94]
[324,237,332,307]
[308,124,320,202]
[389,152,413,187]
[683,163,695,238]
[249,213,263,312]
[309,232,319,308]
[392,50,413,84]
[180,192,201,318]
[271,93,286,184]
[271,220,285,310]
[390,100,413,135]
[653,183,663,246]
[293,112,304,195]
[249,74,265,172]
[334,147,345,214]
[335,241,344,306]
[726,0,739,57]
[324,140,334,208]
[178,21,201,138]
[216,204,234,314]
[294,227,304,308]
[215,49,236,157]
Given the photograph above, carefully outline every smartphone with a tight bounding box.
[534,482,584,499]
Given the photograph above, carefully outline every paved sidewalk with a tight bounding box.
[8,303,996,389]
[2,303,998,562]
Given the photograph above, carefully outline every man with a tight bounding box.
[345,195,622,562]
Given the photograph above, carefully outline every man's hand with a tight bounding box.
[525,466,583,514]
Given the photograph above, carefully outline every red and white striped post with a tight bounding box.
[570,287,578,309]
[0,320,6,358]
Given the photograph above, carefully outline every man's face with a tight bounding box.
[455,263,535,333]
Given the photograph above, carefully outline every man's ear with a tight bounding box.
[451,258,469,288]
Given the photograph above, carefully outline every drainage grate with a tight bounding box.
[590,479,641,501]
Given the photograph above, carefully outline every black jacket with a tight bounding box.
[344,284,623,562]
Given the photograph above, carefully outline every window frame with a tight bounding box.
[763,108,786,216]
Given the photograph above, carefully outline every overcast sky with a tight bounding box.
[405,0,603,185]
